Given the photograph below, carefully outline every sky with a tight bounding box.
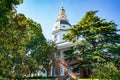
[17,0,120,40]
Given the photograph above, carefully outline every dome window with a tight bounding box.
[63,26,66,28]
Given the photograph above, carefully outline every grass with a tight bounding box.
[73,79,99,80]
[25,79,55,80]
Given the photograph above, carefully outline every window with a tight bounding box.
[68,66,72,75]
[60,66,64,76]
[62,34,65,40]
[54,68,58,76]
[54,35,58,42]
[54,35,57,39]
[60,51,64,58]
[54,53,57,58]
[75,64,80,74]
[63,26,66,28]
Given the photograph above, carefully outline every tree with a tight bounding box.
[0,0,57,79]
[64,11,120,78]
[0,1,24,79]
[0,12,38,79]
[91,62,120,79]
[40,41,57,77]
[0,0,47,79]
[0,0,23,28]
[27,39,57,77]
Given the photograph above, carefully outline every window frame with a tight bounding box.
[68,66,72,75]
[60,51,64,58]
[60,66,64,76]
[54,67,58,76]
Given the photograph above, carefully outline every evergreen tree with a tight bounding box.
[64,11,120,78]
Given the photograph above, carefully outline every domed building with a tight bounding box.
[50,6,81,80]
[52,6,71,44]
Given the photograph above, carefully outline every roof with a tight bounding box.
[60,20,72,27]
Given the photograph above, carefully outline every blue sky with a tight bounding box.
[17,0,120,40]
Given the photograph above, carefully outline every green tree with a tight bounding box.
[0,0,46,79]
[40,41,57,77]
[0,0,23,28]
[0,12,39,79]
[91,62,120,79]
[27,39,57,77]
[0,0,57,79]
[0,1,24,79]
[25,19,47,76]
[64,11,120,78]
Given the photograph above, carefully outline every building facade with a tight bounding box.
[50,6,81,80]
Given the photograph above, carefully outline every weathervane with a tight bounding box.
[61,0,64,8]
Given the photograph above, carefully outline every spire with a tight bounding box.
[60,1,65,15]
[61,1,64,8]
[59,6,65,15]
[56,5,69,22]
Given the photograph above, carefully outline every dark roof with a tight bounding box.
[60,20,72,27]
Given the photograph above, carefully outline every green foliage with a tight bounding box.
[24,19,57,77]
[64,10,120,78]
[0,0,23,27]
[91,62,120,80]
[29,40,57,77]
[0,0,55,79]
[0,11,32,79]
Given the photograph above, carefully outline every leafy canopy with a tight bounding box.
[0,0,56,79]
